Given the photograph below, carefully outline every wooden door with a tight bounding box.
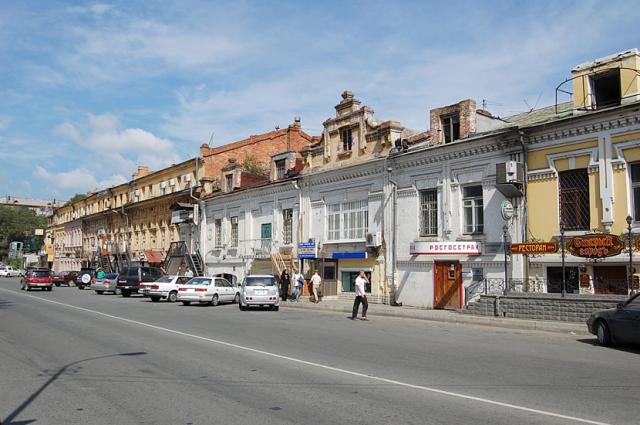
[434,262,462,309]
[593,266,627,295]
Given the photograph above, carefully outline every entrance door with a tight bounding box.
[261,223,272,253]
[434,262,461,309]
[593,266,627,295]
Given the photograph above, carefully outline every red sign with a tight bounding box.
[409,241,481,255]
[567,234,624,258]
[510,242,557,254]
[636,239,640,251]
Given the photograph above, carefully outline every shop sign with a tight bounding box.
[567,234,624,258]
[501,200,514,221]
[332,252,367,259]
[298,242,317,259]
[510,242,557,254]
[409,241,481,255]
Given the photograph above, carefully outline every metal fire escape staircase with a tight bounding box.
[163,241,204,277]
[112,242,131,273]
[270,241,298,277]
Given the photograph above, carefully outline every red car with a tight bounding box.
[21,269,53,291]
[52,270,78,287]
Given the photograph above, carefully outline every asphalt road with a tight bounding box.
[0,277,638,425]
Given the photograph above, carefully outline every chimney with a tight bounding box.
[132,165,151,180]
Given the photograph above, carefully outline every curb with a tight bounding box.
[281,302,589,335]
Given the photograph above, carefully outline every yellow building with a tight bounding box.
[520,49,640,295]
[49,159,202,272]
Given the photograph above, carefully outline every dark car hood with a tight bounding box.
[593,307,618,318]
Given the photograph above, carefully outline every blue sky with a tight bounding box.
[1,0,639,201]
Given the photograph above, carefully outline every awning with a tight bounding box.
[169,202,195,210]
[143,250,165,263]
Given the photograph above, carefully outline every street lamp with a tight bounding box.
[627,215,634,294]
[560,222,566,298]
[503,224,509,294]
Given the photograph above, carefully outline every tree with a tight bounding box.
[0,206,46,258]
[242,153,268,175]
[66,193,87,205]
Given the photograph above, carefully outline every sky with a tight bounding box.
[1,0,639,201]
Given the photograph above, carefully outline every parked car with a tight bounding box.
[177,276,239,306]
[20,268,53,291]
[90,273,120,294]
[117,266,163,297]
[0,265,24,277]
[238,275,279,311]
[144,275,192,302]
[76,268,97,289]
[52,271,78,287]
[587,292,640,346]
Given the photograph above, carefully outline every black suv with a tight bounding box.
[117,266,163,297]
[76,268,97,290]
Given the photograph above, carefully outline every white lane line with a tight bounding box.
[2,288,611,425]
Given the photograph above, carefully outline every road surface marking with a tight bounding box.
[2,288,611,425]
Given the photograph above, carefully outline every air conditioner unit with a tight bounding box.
[97,228,106,236]
[496,161,524,197]
[183,174,191,182]
[104,200,111,208]
[160,181,166,188]
[366,232,382,247]
[171,210,192,225]
[168,179,176,186]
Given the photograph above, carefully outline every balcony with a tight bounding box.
[240,238,273,259]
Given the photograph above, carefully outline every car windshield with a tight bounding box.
[120,267,138,276]
[186,277,211,286]
[32,271,50,277]
[155,275,174,283]
[245,277,276,286]
[105,274,118,279]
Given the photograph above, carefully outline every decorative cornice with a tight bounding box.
[526,113,640,145]
[368,191,385,201]
[397,188,416,198]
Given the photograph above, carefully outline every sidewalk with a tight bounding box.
[281,298,590,335]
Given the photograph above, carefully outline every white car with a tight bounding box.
[177,276,239,306]
[145,275,192,302]
[0,266,23,277]
[239,275,280,311]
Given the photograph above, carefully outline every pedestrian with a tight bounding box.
[351,270,369,321]
[293,270,304,302]
[280,269,290,302]
[311,270,321,303]
[185,268,194,277]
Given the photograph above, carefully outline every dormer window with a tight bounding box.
[590,69,621,109]
[340,127,353,151]
[225,174,234,192]
[442,114,460,144]
[275,159,286,180]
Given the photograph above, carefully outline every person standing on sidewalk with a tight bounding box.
[351,270,369,320]
[311,270,321,303]
[292,270,304,301]
[280,269,291,302]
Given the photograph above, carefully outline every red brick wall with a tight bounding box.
[429,99,476,145]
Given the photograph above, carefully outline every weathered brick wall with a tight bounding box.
[429,99,476,144]
[464,293,627,322]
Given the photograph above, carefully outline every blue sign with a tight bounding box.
[332,252,367,259]
[298,242,317,259]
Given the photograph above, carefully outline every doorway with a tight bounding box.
[434,261,461,309]
[593,266,628,295]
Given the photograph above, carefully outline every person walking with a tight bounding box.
[351,270,369,321]
[293,270,304,302]
[311,270,321,303]
[184,268,194,277]
[280,269,291,302]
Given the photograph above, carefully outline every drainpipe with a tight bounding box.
[292,180,302,273]
[190,157,201,256]
[386,164,399,306]
[518,130,529,288]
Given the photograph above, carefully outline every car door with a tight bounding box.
[615,294,640,344]
[215,278,230,302]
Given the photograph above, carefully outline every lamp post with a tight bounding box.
[627,215,634,294]
[503,224,509,294]
[560,223,566,298]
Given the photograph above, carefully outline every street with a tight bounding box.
[0,277,638,425]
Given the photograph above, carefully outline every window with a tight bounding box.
[326,200,368,241]
[340,127,353,151]
[341,271,371,293]
[462,186,484,234]
[442,114,460,143]
[590,69,621,109]
[631,162,640,222]
[230,216,238,247]
[419,189,438,236]
[214,219,222,248]
[225,174,234,192]
[559,169,590,231]
[276,159,286,180]
[283,209,293,244]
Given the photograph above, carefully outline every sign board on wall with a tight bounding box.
[510,242,557,254]
[500,200,514,221]
[298,242,317,259]
[410,241,481,255]
[567,234,624,258]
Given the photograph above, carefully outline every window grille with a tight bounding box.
[230,216,238,247]
[283,209,293,244]
[631,162,640,222]
[214,219,222,248]
[559,169,590,231]
[419,189,438,236]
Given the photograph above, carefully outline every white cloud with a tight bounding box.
[66,3,114,16]
[0,116,11,131]
[34,166,127,196]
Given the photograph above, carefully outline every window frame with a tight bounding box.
[230,216,239,248]
[282,208,293,245]
[325,200,368,242]
[558,168,590,231]
[275,159,286,180]
[419,189,438,237]
[340,127,353,152]
[462,185,484,234]
[442,113,460,144]
[225,173,234,192]
[214,219,222,248]
[631,162,640,223]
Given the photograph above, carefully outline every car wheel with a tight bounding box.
[25,286,30,291]
[239,303,246,311]
[233,293,240,304]
[96,291,104,295]
[54,282,60,287]
[78,285,84,290]
[273,305,279,311]
[210,294,219,306]
[167,291,178,303]
[47,286,53,292]
[150,296,160,302]
[121,290,131,297]
[596,321,612,347]
[114,288,121,295]
[182,301,191,306]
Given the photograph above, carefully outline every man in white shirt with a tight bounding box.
[351,270,369,320]
[292,271,304,302]
[311,270,321,303]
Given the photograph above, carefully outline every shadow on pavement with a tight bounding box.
[0,298,15,309]
[576,338,640,354]
[2,352,146,425]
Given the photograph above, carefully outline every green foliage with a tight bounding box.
[7,258,24,269]
[66,193,87,205]
[242,153,268,175]
[0,205,46,258]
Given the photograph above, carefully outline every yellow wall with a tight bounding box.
[572,54,640,109]
[527,178,558,241]
[528,140,597,170]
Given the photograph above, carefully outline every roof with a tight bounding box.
[503,102,574,127]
